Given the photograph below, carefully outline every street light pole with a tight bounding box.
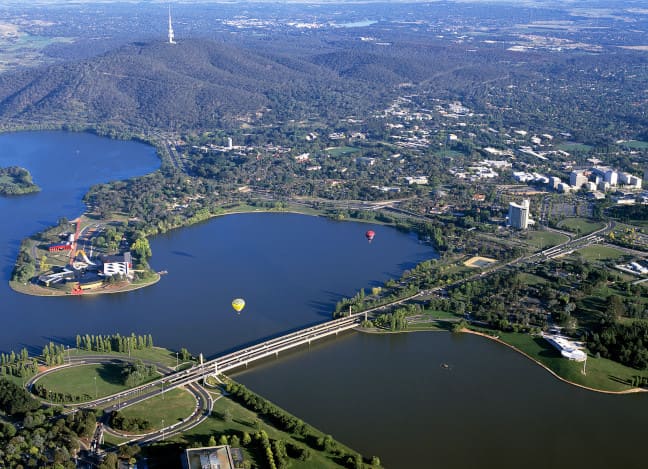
[176,351,179,369]
[94,376,97,399]
[161,419,165,441]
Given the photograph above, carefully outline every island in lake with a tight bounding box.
[0,166,40,195]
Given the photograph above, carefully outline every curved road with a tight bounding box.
[26,355,213,447]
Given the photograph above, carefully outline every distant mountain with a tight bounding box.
[0,36,502,131]
[0,39,379,130]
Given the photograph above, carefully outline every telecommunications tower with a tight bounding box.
[168,5,176,44]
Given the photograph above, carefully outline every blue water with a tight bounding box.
[2,131,647,469]
[0,131,433,356]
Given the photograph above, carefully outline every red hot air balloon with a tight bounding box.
[365,230,376,243]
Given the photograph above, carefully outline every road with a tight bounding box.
[24,216,630,455]
[26,355,213,448]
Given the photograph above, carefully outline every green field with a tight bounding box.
[523,230,569,249]
[556,218,605,235]
[619,140,648,149]
[516,272,548,286]
[325,146,359,157]
[35,363,157,401]
[73,346,189,369]
[493,332,648,392]
[116,388,196,431]
[172,394,368,468]
[575,245,628,262]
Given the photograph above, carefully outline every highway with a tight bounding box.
[26,220,632,450]
[25,311,369,448]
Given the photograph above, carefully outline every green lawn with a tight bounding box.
[619,140,648,149]
[36,363,150,401]
[522,230,569,250]
[116,387,196,431]
[73,346,191,369]
[423,309,461,320]
[325,146,359,157]
[494,332,648,392]
[172,394,369,469]
[517,273,548,286]
[575,245,628,262]
[556,218,605,235]
[38,363,161,401]
[102,432,128,447]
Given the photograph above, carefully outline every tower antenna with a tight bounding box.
[168,4,176,44]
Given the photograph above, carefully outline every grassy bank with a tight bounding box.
[114,387,196,432]
[35,363,161,401]
[165,390,379,469]
[556,217,605,236]
[73,346,190,369]
[468,329,648,393]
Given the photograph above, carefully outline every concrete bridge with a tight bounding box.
[88,311,367,410]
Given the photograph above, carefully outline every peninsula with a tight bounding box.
[0,166,39,195]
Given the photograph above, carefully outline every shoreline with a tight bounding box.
[9,273,160,297]
[361,325,646,395]
[8,202,388,298]
[460,328,646,395]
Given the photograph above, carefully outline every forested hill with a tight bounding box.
[0,38,390,131]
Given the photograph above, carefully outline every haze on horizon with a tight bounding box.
[0,0,640,6]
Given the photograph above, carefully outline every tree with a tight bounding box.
[131,237,152,259]
[98,453,119,469]
[606,295,625,321]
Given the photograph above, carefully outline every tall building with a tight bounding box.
[508,199,530,229]
[569,170,587,189]
[168,5,176,44]
[604,169,618,186]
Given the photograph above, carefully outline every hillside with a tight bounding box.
[0,39,380,131]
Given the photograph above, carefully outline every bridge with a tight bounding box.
[86,311,368,411]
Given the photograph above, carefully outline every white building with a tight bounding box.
[542,333,587,362]
[604,169,618,186]
[508,199,530,229]
[513,171,534,183]
[619,173,642,189]
[103,252,132,277]
[569,170,588,189]
[405,176,429,185]
[183,445,236,469]
[592,167,618,187]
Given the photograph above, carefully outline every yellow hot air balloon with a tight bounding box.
[232,298,246,313]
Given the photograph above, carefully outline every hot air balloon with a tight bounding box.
[232,298,246,313]
[365,230,376,243]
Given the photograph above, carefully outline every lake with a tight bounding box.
[1,131,647,469]
[0,131,432,355]
[235,332,648,469]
